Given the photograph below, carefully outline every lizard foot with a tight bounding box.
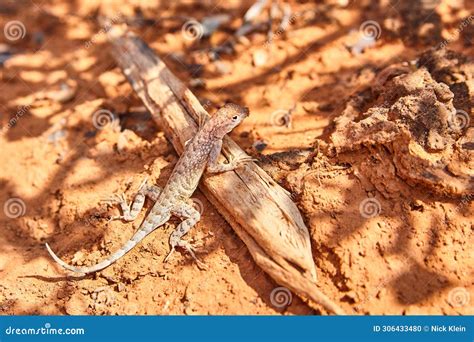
[102,177,157,222]
[164,241,207,270]
[208,154,257,173]
[229,154,257,167]
[102,193,127,206]
[102,193,129,221]
[102,176,148,211]
[219,155,258,173]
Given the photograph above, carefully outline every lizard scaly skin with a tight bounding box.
[46,103,252,274]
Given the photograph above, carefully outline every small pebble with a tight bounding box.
[189,78,206,88]
[252,140,267,152]
[213,60,232,75]
[252,49,268,67]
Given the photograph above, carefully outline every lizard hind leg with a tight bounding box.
[164,201,205,268]
[107,179,162,222]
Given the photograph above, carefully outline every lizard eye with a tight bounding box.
[232,115,238,121]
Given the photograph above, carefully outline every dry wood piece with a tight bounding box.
[106,25,345,315]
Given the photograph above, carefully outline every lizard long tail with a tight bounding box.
[45,214,168,274]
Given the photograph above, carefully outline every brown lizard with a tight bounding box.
[46,103,253,274]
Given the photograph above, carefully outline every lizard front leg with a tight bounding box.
[206,140,255,173]
[107,178,162,222]
[164,201,205,268]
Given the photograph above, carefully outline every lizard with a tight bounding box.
[45,103,253,274]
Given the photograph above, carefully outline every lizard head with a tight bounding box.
[210,103,249,138]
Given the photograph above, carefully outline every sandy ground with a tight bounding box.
[0,0,472,315]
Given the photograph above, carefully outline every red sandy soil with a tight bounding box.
[0,0,472,315]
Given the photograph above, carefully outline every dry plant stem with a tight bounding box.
[106,25,345,315]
